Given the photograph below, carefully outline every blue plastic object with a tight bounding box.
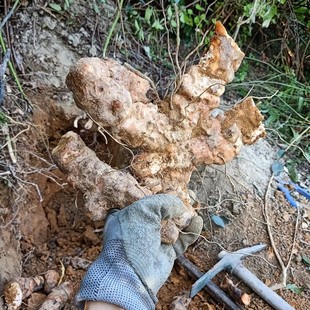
[276,178,310,208]
[290,182,310,200]
[277,184,298,208]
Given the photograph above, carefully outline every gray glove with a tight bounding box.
[76,194,203,310]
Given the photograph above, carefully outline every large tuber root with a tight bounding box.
[53,22,265,240]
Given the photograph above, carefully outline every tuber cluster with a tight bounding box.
[52,22,265,233]
[3,271,72,310]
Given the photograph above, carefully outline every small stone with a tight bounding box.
[89,45,97,57]
[295,254,302,263]
[301,222,308,229]
[232,203,242,215]
[265,278,271,286]
[242,239,249,246]
[283,213,290,222]
[170,292,191,310]
[43,16,57,30]
[66,265,74,276]
[161,220,179,245]
[84,226,100,246]
[68,33,82,47]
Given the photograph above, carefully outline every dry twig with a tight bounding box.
[263,173,301,289]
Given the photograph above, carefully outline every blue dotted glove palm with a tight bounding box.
[76,194,203,310]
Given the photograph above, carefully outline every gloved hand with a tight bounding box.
[76,194,203,310]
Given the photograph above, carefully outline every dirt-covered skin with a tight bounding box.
[0,1,309,310]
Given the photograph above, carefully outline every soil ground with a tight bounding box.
[0,1,309,309]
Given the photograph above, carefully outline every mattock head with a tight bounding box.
[190,244,267,298]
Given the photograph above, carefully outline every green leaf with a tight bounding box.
[297,97,304,112]
[64,0,71,10]
[277,149,285,159]
[0,111,7,124]
[143,45,151,60]
[138,28,144,41]
[211,215,225,228]
[134,19,140,32]
[286,284,304,294]
[272,162,284,176]
[151,20,164,30]
[195,4,204,11]
[179,11,185,24]
[93,3,100,14]
[262,18,271,28]
[49,3,62,12]
[170,19,177,28]
[145,7,153,23]
[194,16,200,25]
[262,5,278,28]
[167,6,173,19]
[286,160,299,183]
[302,255,310,266]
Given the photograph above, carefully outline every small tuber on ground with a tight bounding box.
[220,275,251,306]
[170,292,191,310]
[3,271,71,310]
[44,270,60,294]
[52,21,265,242]
[38,282,73,310]
[4,276,44,310]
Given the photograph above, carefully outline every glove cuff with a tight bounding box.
[76,240,156,310]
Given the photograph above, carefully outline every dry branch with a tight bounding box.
[52,22,265,241]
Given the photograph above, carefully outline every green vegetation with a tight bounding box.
[49,0,106,14]
[230,56,309,164]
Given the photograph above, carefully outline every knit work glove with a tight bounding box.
[76,194,203,310]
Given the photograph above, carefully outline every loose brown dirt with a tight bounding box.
[0,1,309,309]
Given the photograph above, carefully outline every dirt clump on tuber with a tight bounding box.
[52,21,265,241]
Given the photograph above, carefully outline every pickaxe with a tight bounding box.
[190,244,295,310]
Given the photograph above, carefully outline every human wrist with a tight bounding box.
[76,239,155,310]
[85,301,123,310]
